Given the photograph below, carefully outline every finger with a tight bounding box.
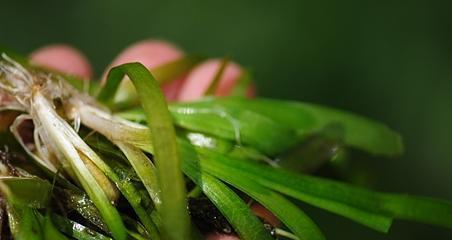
[107,40,183,71]
[205,233,239,240]
[177,59,243,101]
[161,77,186,101]
[103,40,184,100]
[30,44,92,79]
[251,203,281,227]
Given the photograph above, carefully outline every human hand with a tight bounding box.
[30,40,253,102]
[30,39,275,240]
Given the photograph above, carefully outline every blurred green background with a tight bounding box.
[1,0,451,239]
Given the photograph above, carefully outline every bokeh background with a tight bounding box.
[1,0,451,239]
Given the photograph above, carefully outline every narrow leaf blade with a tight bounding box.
[182,147,273,240]
[102,63,191,240]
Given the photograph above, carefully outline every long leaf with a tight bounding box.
[102,63,191,240]
[51,214,112,240]
[41,214,69,240]
[169,102,298,156]
[181,141,324,240]
[194,149,393,232]
[190,145,452,231]
[182,147,273,240]
[211,97,403,156]
[79,136,160,239]
[115,142,160,207]
[7,207,43,240]
[121,96,402,157]
[100,56,200,110]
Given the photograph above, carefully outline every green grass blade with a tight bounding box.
[152,55,202,85]
[84,134,160,237]
[181,143,393,232]
[215,97,403,156]
[190,145,452,231]
[380,194,452,229]
[107,168,160,239]
[68,156,126,239]
[0,178,51,240]
[229,69,253,97]
[0,177,51,208]
[40,137,125,238]
[204,57,229,95]
[79,137,160,239]
[62,190,108,232]
[181,143,325,240]
[51,214,113,240]
[102,63,190,240]
[99,56,201,110]
[120,94,402,157]
[195,163,325,240]
[7,207,44,240]
[169,100,299,156]
[233,182,324,240]
[42,214,69,240]
[107,161,160,239]
[115,142,160,207]
[182,149,273,240]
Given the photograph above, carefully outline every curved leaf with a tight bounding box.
[102,63,190,240]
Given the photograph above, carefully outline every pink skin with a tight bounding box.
[30,44,93,79]
[106,40,184,71]
[30,40,273,239]
[102,40,185,101]
[177,59,243,101]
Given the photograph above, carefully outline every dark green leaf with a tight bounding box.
[82,136,160,239]
[0,177,51,208]
[51,214,112,240]
[102,63,191,240]
[181,141,324,240]
[99,56,201,110]
[188,145,452,231]
[7,207,43,240]
[214,97,403,156]
[182,144,273,240]
[41,214,69,240]
[180,142,392,231]
[123,96,401,157]
[169,99,299,156]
